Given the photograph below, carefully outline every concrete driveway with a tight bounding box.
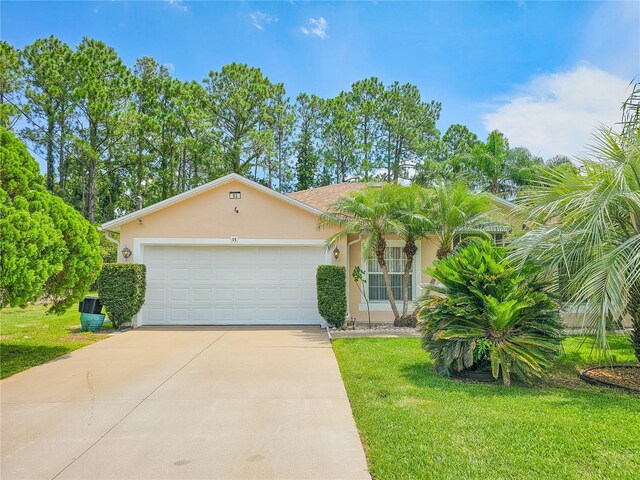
[1,327,369,480]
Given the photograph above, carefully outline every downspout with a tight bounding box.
[346,235,362,319]
[99,228,120,247]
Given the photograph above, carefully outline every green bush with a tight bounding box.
[317,265,347,327]
[0,128,102,313]
[97,264,146,329]
[416,240,563,386]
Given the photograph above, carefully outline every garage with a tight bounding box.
[100,174,345,327]
[138,244,328,326]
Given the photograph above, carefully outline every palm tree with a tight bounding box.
[320,185,404,322]
[510,127,640,357]
[392,184,433,322]
[426,181,491,260]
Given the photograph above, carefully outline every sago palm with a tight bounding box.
[417,240,564,385]
[510,127,640,358]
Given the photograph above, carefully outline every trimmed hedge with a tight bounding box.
[97,263,146,330]
[316,265,347,327]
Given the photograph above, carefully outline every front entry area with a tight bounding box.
[139,245,327,326]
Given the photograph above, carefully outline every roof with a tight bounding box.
[484,192,521,211]
[100,173,324,233]
[287,182,370,212]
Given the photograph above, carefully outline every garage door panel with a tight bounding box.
[147,267,168,282]
[146,288,167,303]
[170,269,190,281]
[145,308,168,323]
[191,288,212,302]
[139,246,326,326]
[192,308,213,323]
[237,288,256,301]
[192,269,212,281]
[169,308,189,322]
[214,288,234,302]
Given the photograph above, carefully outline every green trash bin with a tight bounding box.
[80,313,106,332]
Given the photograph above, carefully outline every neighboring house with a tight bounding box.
[100,173,517,327]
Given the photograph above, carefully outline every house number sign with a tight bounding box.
[230,236,239,244]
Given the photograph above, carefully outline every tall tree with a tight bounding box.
[468,130,511,195]
[22,36,76,192]
[378,82,441,182]
[442,124,479,159]
[0,41,23,130]
[204,63,280,175]
[262,85,295,191]
[417,124,479,186]
[320,92,357,183]
[294,93,322,191]
[349,77,384,180]
[73,38,131,223]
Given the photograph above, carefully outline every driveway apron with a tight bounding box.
[1,327,369,480]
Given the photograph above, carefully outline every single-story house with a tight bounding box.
[99,173,518,328]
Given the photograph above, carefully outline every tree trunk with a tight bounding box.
[58,123,67,192]
[436,245,453,260]
[86,124,98,223]
[46,118,55,191]
[401,240,417,319]
[375,237,400,322]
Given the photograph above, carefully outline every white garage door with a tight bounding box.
[138,245,327,326]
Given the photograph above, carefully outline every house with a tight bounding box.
[100,173,516,327]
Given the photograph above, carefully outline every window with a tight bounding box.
[366,245,413,302]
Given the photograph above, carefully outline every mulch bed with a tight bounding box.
[580,365,640,393]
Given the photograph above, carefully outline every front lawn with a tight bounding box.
[333,336,639,480]
[0,301,113,379]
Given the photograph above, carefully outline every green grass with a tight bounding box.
[1,299,114,379]
[333,335,639,480]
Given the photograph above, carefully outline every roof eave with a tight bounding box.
[99,173,324,232]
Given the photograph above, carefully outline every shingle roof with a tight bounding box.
[287,182,371,212]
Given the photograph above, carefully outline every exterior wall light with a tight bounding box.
[121,246,132,259]
[333,246,340,260]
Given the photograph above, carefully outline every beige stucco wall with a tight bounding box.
[117,178,346,265]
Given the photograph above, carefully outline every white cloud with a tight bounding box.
[166,0,187,12]
[300,17,328,39]
[249,11,278,30]
[483,65,631,159]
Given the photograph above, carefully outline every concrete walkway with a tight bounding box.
[1,327,369,480]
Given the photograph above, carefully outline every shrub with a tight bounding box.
[97,263,146,329]
[317,265,347,327]
[0,128,102,313]
[416,240,563,386]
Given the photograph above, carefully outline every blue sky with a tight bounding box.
[2,1,639,159]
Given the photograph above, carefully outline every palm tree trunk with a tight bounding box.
[375,237,400,321]
[401,240,417,320]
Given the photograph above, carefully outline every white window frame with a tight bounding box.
[358,239,421,312]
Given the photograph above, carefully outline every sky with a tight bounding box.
[2,0,639,161]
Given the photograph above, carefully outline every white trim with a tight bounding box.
[133,237,329,266]
[358,303,399,312]
[101,173,324,232]
[485,192,523,212]
[345,236,362,318]
[358,239,422,312]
